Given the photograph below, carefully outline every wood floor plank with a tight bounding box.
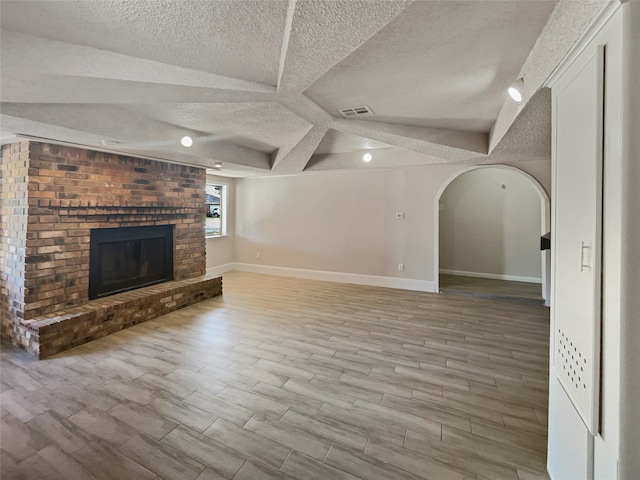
[250,381,324,417]
[216,385,289,420]
[203,418,291,469]
[148,395,216,433]
[233,459,296,480]
[279,451,360,480]
[325,442,426,480]
[109,401,179,440]
[254,359,316,382]
[364,436,475,480]
[470,418,547,455]
[25,410,93,454]
[441,425,547,472]
[194,468,227,480]
[404,429,520,480]
[440,274,543,301]
[352,399,442,439]
[134,372,196,399]
[67,407,139,446]
[1,412,49,462]
[0,388,47,422]
[318,403,407,447]
[0,271,550,479]
[279,409,369,451]
[161,425,246,478]
[182,390,254,426]
[24,445,98,480]
[282,378,355,410]
[97,379,157,405]
[380,393,472,431]
[120,434,205,480]
[244,415,331,461]
[69,439,157,480]
[165,368,229,397]
[442,388,539,422]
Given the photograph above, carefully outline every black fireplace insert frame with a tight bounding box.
[89,225,174,300]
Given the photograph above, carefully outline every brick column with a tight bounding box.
[0,142,30,342]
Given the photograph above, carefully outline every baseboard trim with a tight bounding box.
[439,269,542,284]
[231,263,436,293]
[206,263,236,277]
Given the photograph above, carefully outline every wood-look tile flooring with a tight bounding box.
[1,271,550,480]
[439,274,544,304]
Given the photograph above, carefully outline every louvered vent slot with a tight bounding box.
[558,328,587,390]
[339,106,374,118]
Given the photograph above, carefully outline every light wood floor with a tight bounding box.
[1,271,551,480]
[440,274,544,303]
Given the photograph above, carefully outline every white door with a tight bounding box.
[549,46,604,478]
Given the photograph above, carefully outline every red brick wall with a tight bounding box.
[1,141,206,341]
[0,142,30,342]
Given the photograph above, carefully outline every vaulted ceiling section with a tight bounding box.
[0,0,609,177]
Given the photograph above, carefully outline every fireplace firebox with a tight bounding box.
[89,225,174,299]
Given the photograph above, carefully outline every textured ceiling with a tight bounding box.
[0,0,608,177]
[305,0,553,132]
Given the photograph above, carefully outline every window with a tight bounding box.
[205,183,227,237]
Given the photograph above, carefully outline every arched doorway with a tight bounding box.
[434,165,550,304]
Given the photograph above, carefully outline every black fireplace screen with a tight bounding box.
[89,225,174,299]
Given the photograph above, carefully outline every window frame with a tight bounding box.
[205,181,228,238]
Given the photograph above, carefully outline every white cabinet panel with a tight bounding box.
[594,434,618,480]
[552,46,604,434]
[548,374,592,479]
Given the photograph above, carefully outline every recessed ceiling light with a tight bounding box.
[507,78,524,103]
[363,153,373,163]
[180,136,193,147]
[213,162,223,169]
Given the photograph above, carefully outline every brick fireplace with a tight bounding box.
[0,141,222,358]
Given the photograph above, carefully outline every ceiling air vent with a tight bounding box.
[339,106,374,119]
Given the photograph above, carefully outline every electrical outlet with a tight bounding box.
[256,252,261,259]
[398,263,404,271]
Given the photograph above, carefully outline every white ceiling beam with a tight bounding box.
[305,147,442,172]
[277,0,298,90]
[271,125,328,174]
[276,0,412,95]
[0,72,276,104]
[1,104,271,169]
[332,118,489,162]
[278,94,332,126]
[490,88,551,160]
[489,0,609,152]
[1,115,273,174]
[1,31,275,94]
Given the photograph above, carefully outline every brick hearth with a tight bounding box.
[0,141,221,357]
[21,275,222,359]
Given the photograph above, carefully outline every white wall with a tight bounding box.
[439,167,542,281]
[222,159,550,290]
[619,1,640,477]
[205,174,235,274]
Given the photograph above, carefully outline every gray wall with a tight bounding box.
[439,167,543,280]
[215,160,550,286]
[620,1,640,476]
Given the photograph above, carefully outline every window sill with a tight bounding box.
[205,234,231,240]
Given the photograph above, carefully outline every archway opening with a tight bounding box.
[435,166,550,304]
